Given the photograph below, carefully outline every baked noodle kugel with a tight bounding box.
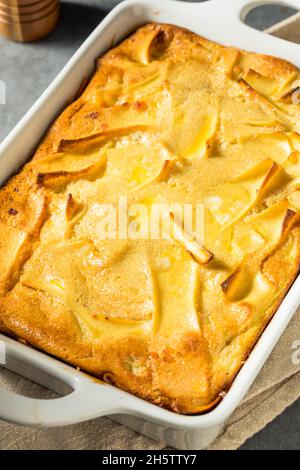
[1,24,300,414]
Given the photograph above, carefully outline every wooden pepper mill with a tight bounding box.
[0,0,60,42]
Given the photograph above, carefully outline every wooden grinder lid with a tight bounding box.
[0,0,60,42]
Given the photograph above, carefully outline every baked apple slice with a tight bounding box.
[222,158,282,231]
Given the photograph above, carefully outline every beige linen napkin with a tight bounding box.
[1,16,300,451]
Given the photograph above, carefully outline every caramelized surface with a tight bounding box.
[1,24,300,413]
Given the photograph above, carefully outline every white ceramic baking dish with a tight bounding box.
[0,0,300,450]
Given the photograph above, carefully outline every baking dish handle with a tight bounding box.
[198,0,300,66]
[0,333,134,427]
[0,378,127,427]
[220,0,300,21]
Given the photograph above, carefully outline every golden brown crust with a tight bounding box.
[1,23,300,414]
